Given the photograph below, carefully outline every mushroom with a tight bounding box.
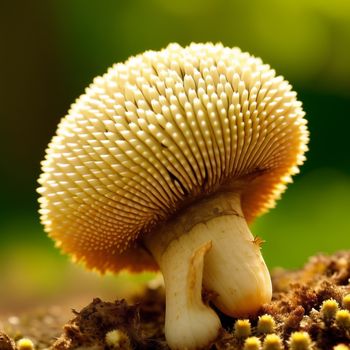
[38,43,308,350]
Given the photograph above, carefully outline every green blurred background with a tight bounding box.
[0,0,349,312]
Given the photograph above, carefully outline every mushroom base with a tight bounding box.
[143,192,272,350]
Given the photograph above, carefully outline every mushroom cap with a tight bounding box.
[38,43,308,273]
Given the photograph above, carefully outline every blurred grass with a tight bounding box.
[254,169,350,268]
[0,214,154,312]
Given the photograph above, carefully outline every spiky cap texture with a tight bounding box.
[38,43,308,272]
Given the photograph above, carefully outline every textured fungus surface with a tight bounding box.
[38,43,308,272]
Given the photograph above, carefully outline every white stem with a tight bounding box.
[145,233,221,350]
[202,194,272,316]
[162,236,221,349]
[143,192,272,350]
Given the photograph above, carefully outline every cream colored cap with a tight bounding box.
[38,43,308,272]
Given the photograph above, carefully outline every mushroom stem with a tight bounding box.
[144,192,272,349]
[201,193,272,316]
[150,237,221,350]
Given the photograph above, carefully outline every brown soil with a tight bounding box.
[1,251,349,350]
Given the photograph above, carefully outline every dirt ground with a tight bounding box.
[1,251,349,350]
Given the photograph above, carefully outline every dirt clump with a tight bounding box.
[1,251,349,349]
